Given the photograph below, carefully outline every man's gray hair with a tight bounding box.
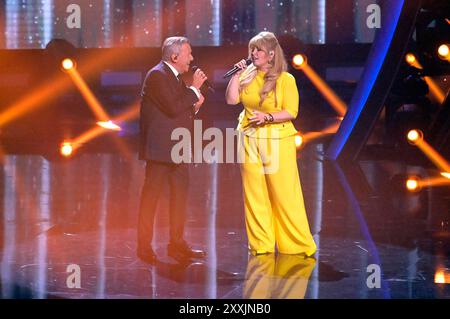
[162,36,190,61]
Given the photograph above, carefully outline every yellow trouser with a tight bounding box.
[238,134,317,255]
[243,253,316,299]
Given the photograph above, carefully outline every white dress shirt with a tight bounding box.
[163,61,201,99]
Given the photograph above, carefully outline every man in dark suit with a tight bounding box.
[138,36,207,264]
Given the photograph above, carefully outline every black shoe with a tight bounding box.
[137,247,157,264]
[167,241,206,262]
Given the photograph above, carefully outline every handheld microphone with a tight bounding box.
[192,66,215,93]
[223,59,252,79]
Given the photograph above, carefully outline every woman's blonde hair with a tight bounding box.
[239,32,287,108]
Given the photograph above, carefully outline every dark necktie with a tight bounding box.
[177,74,185,88]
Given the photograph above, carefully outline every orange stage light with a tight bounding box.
[407,130,450,173]
[407,129,422,144]
[404,54,445,104]
[300,64,347,117]
[424,77,446,104]
[69,102,140,153]
[406,177,420,192]
[435,271,446,284]
[294,133,303,149]
[97,120,122,131]
[0,76,72,126]
[70,126,105,151]
[437,44,449,60]
[417,176,450,188]
[65,67,110,121]
[416,140,450,173]
[405,53,417,66]
[61,58,75,71]
[434,269,450,284]
[302,121,341,145]
[113,103,140,122]
[60,142,73,157]
[0,49,123,127]
[292,54,307,69]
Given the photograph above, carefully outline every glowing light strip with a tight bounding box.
[212,0,221,45]
[103,0,112,47]
[6,0,19,49]
[317,0,326,44]
[326,1,405,160]
[417,176,450,188]
[42,0,53,48]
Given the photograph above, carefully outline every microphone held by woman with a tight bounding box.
[223,58,252,79]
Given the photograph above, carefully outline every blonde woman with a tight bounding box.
[225,32,316,257]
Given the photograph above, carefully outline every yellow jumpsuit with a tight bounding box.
[236,70,317,256]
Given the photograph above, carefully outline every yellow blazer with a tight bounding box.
[236,71,299,139]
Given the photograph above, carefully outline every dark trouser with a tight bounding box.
[137,160,189,249]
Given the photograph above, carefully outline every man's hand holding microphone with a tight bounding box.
[191,67,208,113]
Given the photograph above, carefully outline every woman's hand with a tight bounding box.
[248,110,269,126]
[232,59,249,78]
[226,59,248,105]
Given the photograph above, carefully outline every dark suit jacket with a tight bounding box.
[139,61,199,163]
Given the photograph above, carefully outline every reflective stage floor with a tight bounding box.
[0,144,449,299]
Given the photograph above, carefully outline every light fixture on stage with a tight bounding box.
[292,54,307,70]
[441,172,450,179]
[402,53,445,103]
[406,176,421,192]
[407,129,450,173]
[437,44,449,60]
[434,267,450,284]
[295,133,303,149]
[435,270,446,284]
[62,58,75,71]
[407,129,423,144]
[405,53,422,69]
[405,53,417,65]
[415,7,450,64]
[45,39,77,70]
[97,120,122,131]
[60,141,73,157]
